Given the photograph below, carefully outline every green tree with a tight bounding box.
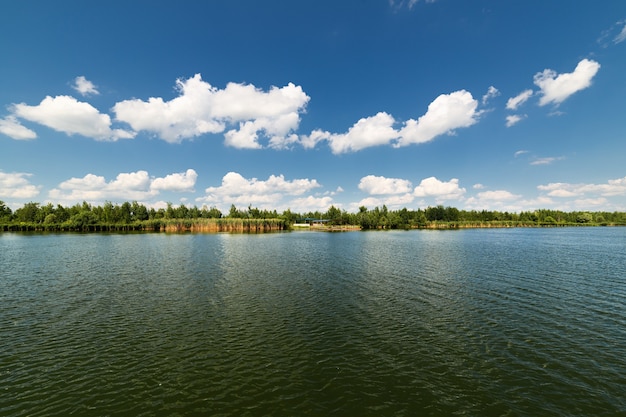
[202,206,222,218]
[131,201,149,221]
[325,205,342,224]
[14,202,40,223]
[120,201,132,223]
[0,201,12,221]
[228,204,244,218]
[69,211,98,229]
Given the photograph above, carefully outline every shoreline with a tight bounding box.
[2,220,623,233]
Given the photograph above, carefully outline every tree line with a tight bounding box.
[1,200,625,231]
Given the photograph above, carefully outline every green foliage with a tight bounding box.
[0,201,12,221]
[2,200,626,232]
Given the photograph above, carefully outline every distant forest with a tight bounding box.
[2,200,625,232]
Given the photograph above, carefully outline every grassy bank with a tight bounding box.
[0,218,288,233]
[2,218,624,233]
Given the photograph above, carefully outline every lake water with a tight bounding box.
[1,228,626,416]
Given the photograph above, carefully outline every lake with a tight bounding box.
[1,228,625,416]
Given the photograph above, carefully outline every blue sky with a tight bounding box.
[1,1,626,213]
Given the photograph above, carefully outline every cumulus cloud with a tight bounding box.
[289,195,335,213]
[48,169,197,203]
[0,116,37,140]
[0,171,41,199]
[463,189,528,211]
[358,175,413,195]
[397,90,480,147]
[199,172,322,209]
[12,95,135,141]
[72,76,99,96]
[506,89,533,110]
[305,112,398,154]
[113,74,310,147]
[413,177,466,200]
[473,190,520,201]
[533,59,601,106]
[301,90,480,153]
[505,114,525,127]
[538,176,626,198]
[355,192,415,210]
[151,169,198,192]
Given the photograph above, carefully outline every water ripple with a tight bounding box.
[1,229,626,416]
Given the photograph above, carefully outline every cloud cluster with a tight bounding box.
[354,174,466,209]
[198,172,321,210]
[12,95,135,141]
[538,177,626,198]
[0,56,604,153]
[0,171,41,199]
[505,59,600,127]
[358,175,413,195]
[48,169,198,203]
[114,74,310,147]
[1,74,309,147]
[302,90,482,154]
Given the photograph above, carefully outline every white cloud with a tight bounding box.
[50,171,156,202]
[0,116,37,140]
[464,189,523,211]
[506,89,533,110]
[614,22,626,44]
[482,86,500,104]
[288,195,335,213]
[530,156,564,165]
[151,169,198,192]
[113,74,309,147]
[0,171,41,199]
[353,192,414,210]
[358,175,413,195]
[538,177,626,198]
[389,0,436,10]
[48,169,198,203]
[397,90,480,147]
[534,59,601,106]
[474,190,520,201]
[72,76,99,96]
[199,172,321,210]
[300,129,332,149]
[413,177,466,200]
[301,90,480,153]
[514,150,529,157]
[505,114,525,127]
[573,198,608,208]
[545,189,578,198]
[473,183,485,189]
[318,112,399,154]
[12,95,135,141]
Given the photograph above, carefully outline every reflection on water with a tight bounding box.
[1,228,626,416]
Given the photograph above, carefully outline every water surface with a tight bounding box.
[1,228,625,416]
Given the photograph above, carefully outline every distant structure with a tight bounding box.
[292,217,330,228]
